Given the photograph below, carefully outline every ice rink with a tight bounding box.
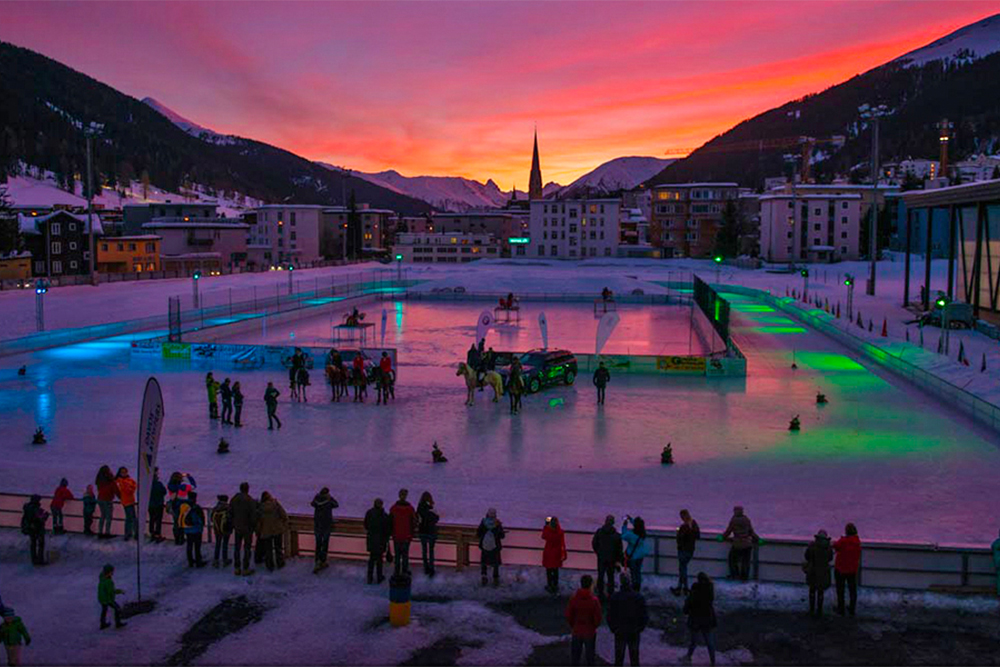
[2,294,999,545]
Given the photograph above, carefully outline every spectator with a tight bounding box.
[683,573,716,666]
[148,469,167,543]
[608,572,648,666]
[167,472,197,546]
[264,382,282,430]
[211,494,232,569]
[256,491,289,571]
[477,508,505,587]
[95,465,118,540]
[229,482,258,576]
[97,564,126,630]
[19,495,48,566]
[593,362,610,405]
[992,529,1000,597]
[565,574,602,666]
[205,372,220,420]
[82,485,97,536]
[389,489,417,576]
[220,378,233,424]
[232,381,244,428]
[804,529,833,617]
[592,515,624,598]
[721,506,758,581]
[181,491,207,568]
[542,516,567,594]
[311,487,339,573]
[621,516,650,591]
[50,478,73,535]
[364,498,391,585]
[417,492,439,577]
[671,509,700,596]
[0,607,31,666]
[832,523,861,616]
[116,467,137,541]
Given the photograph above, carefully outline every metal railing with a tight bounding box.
[2,492,994,593]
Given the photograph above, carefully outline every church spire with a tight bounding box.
[529,126,543,200]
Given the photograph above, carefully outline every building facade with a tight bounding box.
[759,193,862,263]
[649,183,739,258]
[142,219,248,273]
[528,198,621,259]
[393,232,501,263]
[251,205,324,267]
[97,235,162,273]
[19,210,102,277]
[122,201,220,234]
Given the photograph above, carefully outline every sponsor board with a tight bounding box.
[656,355,707,374]
[161,342,191,360]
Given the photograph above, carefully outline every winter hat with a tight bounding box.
[486,508,497,518]
[217,494,228,501]
[1,607,14,619]
[30,494,40,503]
[102,563,114,575]
[60,478,68,486]
[816,529,829,539]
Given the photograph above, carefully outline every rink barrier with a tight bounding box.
[2,492,995,594]
[0,271,419,358]
[724,286,1000,435]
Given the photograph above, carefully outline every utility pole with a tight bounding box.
[85,122,104,286]
[937,118,953,180]
[859,104,888,296]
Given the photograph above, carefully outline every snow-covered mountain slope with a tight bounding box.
[894,12,1000,68]
[559,156,675,197]
[3,166,263,217]
[142,97,239,146]
[321,166,510,211]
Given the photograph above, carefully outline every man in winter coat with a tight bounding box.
[116,468,138,541]
[364,498,390,584]
[832,523,861,616]
[608,573,648,666]
[992,529,1000,596]
[311,488,339,572]
[220,378,233,424]
[205,372,220,420]
[211,495,232,568]
[477,508,505,586]
[229,483,258,576]
[593,362,611,405]
[182,492,207,568]
[722,506,758,581]
[232,382,244,427]
[97,564,126,630]
[389,489,417,576]
[0,607,31,666]
[466,344,480,373]
[256,492,289,571]
[50,479,74,535]
[264,382,281,430]
[591,515,624,598]
[683,573,716,665]
[417,492,439,577]
[804,529,834,617]
[148,469,167,542]
[565,574,602,666]
[20,495,48,565]
[672,509,700,596]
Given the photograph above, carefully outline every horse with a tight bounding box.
[325,364,350,402]
[456,362,503,406]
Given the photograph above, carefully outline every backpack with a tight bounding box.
[481,527,497,552]
[177,503,192,529]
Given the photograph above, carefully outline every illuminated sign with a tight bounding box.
[508,237,531,244]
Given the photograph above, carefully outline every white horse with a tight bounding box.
[456,362,504,406]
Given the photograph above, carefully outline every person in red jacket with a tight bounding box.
[566,574,602,666]
[542,516,567,595]
[389,489,417,577]
[95,466,118,539]
[50,478,74,535]
[832,523,861,616]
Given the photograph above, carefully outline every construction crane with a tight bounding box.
[663,135,846,182]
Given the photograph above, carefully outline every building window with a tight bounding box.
[841,231,848,239]
[52,260,63,274]
[841,217,848,224]
[291,212,297,226]
[69,241,77,250]
[70,260,78,269]
[842,202,849,209]
[841,246,848,253]
[813,224,821,231]
[51,241,62,254]
[35,261,45,273]
[551,245,558,256]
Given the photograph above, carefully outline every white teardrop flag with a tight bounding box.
[596,312,620,356]
[476,310,494,344]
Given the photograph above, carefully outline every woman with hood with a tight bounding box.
[476,508,505,587]
[621,516,651,591]
[256,491,289,571]
[804,529,834,617]
[541,516,567,594]
[94,466,117,539]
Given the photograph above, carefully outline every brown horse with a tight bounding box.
[325,364,349,402]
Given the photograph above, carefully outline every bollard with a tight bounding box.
[389,573,412,627]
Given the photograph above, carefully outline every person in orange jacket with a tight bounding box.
[50,478,74,535]
[116,468,138,541]
[565,574,603,666]
[542,517,567,594]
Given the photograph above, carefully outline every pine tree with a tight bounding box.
[0,183,18,254]
[713,199,742,258]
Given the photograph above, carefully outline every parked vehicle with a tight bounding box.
[499,349,578,394]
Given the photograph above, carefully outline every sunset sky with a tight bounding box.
[1,1,996,186]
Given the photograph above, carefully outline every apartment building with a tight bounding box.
[142,219,248,273]
[528,198,620,259]
[648,183,739,258]
[19,210,103,277]
[321,206,391,258]
[97,235,162,273]
[250,205,324,267]
[759,193,862,263]
[393,232,501,263]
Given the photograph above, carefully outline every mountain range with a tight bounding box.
[646,12,1000,188]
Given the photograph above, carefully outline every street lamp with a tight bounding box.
[34,279,49,332]
[844,273,855,321]
[936,293,951,354]
[287,263,295,294]
[800,268,810,303]
[395,253,403,282]
[713,254,722,284]
[859,103,889,296]
[192,270,201,309]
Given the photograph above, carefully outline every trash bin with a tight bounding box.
[389,573,412,627]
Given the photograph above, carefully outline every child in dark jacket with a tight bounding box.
[82,485,97,536]
[98,564,126,629]
[211,495,232,568]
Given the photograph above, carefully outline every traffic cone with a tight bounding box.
[881,318,888,337]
